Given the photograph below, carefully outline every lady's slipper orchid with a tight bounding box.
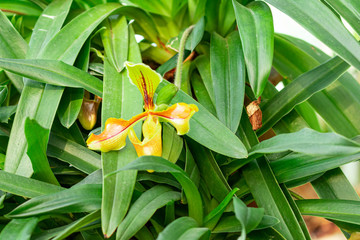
[86,62,198,158]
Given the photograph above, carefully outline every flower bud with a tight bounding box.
[78,96,101,130]
[156,84,178,106]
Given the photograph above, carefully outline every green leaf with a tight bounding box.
[217,0,236,36]
[188,0,207,23]
[187,139,232,202]
[250,128,360,157]
[124,0,172,17]
[116,185,181,240]
[53,210,101,240]
[27,0,72,59]
[312,168,360,201]
[273,34,360,137]
[0,170,63,198]
[0,85,8,105]
[190,72,216,115]
[311,168,360,235]
[297,199,360,226]
[272,152,360,183]
[0,58,103,97]
[57,88,84,128]
[101,15,128,72]
[323,0,360,36]
[0,217,38,240]
[39,3,121,63]
[25,118,59,185]
[210,31,245,132]
[175,228,210,240]
[247,227,286,240]
[0,1,42,16]
[194,55,215,105]
[239,115,307,239]
[58,38,90,129]
[258,56,349,136]
[162,123,183,163]
[3,0,73,176]
[47,133,101,174]
[168,17,205,52]
[119,6,160,45]
[232,0,273,97]
[293,35,360,124]
[111,156,203,224]
[7,184,101,218]
[100,26,143,237]
[233,197,264,240]
[280,184,311,239]
[5,2,117,177]
[0,10,27,91]
[0,105,16,123]
[264,0,360,70]
[156,51,191,76]
[204,188,239,229]
[213,214,279,233]
[161,81,248,159]
[157,217,198,240]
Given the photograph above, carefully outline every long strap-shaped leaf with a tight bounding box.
[25,119,59,186]
[0,217,38,240]
[264,0,360,71]
[297,199,360,226]
[4,3,121,177]
[0,170,64,198]
[0,10,27,91]
[238,113,309,239]
[258,56,349,136]
[232,0,273,98]
[101,26,143,237]
[0,58,103,96]
[272,35,360,218]
[112,156,203,224]
[7,184,102,218]
[272,152,360,184]
[273,34,360,137]
[116,185,181,240]
[161,81,248,159]
[210,31,245,132]
[47,133,101,174]
[323,0,360,36]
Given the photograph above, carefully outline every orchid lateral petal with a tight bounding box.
[152,103,198,135]
[86,112,147,152]
[129,116,162,157]
[125,62,162,111]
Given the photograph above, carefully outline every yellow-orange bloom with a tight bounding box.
[87,112,147,152]
[129,116,162,157]
[86,62,198,155]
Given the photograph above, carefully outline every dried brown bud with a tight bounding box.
[246,97,262,131]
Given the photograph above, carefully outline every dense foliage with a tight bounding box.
[0,0,360,239]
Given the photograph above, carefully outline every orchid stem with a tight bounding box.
[174,25,194,90]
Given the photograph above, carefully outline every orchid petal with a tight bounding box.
[151,103,198,135]
[125,62,162,111]
[86,112,147,152]
[129,116,162,157]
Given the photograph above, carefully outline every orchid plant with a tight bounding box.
[86,62,198,157]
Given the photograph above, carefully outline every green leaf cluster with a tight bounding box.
[0,0,359,239]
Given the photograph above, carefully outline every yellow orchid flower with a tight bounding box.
[86,62,198,158]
